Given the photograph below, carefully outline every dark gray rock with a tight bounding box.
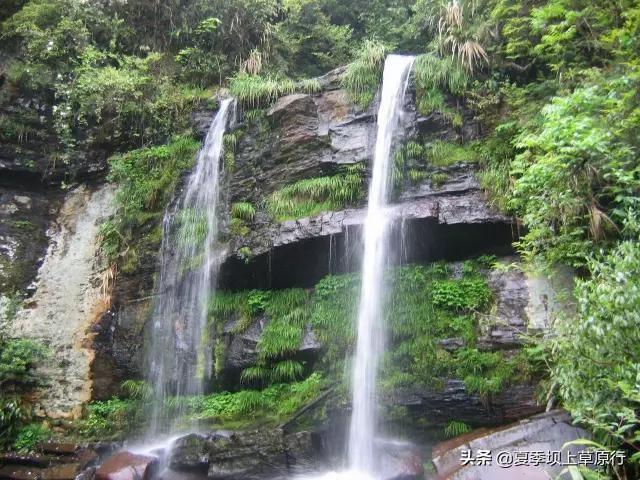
[387,380,543,427]
[170,434,211,471]
[226,164,509,264]
[439,337,465,352]
[377,439,424,480]
[0,186,60,297]
[168,430,321,480]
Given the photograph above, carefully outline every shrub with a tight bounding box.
[81,397,139,439]
[13,423,51,452]
[413,53,468,121]
[0,339,45,391]
[444,420,471,438]
[426,140,478,167]
[101,136,200,268]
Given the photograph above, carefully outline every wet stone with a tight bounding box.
[95,452,158,480]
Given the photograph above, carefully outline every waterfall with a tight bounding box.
[348,55,415,474]
[146,98,235,436]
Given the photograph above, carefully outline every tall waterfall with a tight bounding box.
[348,55,415,474]
[146,98,235,435]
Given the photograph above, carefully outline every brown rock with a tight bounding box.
[0,465,44,480]
[95,452,158,480]
[41,464,80,480]
[0,454,52,468]
[39,443,79,456]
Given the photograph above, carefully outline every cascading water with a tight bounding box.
[145,98,235,436]
[348,54,415,476]
[301,55,414,480]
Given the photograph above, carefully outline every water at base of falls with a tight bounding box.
[145,98,235,437]
[297,471,374,480]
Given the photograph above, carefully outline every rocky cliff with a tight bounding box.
[1,66,567,429]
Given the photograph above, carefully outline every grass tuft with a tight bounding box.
[229,73,320,108]
[266,165,364,221]
[341,40,387,108]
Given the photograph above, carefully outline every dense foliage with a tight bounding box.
[0,339,47,450]
[210,260,534,403]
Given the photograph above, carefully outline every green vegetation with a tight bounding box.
[342,40,387,108]
[229,202,256,237]
[392,140,476,191]
[212,259,525,401]
[266,165,364,221]
[0,339,46,449]
[231,202,256,222]
[80,373,325,437]
[12,423,51,452]
[444,420,471,438]
[100,136,200,271]
[80,397,143,440]
[413,53,468,122]
[229,74,320,107]
[209,288,310,385]
[4,0,640,474]
[426,141,477,167]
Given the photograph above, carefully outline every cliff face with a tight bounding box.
[1,66,566,424]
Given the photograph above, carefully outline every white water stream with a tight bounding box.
[146,98,235,436]
[301,55,414,480]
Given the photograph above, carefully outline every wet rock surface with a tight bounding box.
[8,184,116,418]
[227,164,508,264]
[376,440,424,480]
[95,452,158,480]
[230,88,374,206]
[389,380,543,428]
[165,429,321,480]
[432,410,590,479]
[0,186,59,298]
[0,442,100,480]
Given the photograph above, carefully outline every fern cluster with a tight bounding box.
[267,165,364,221]
[341,39,386,108]
[229,73,320,108]
[413,53,469,124]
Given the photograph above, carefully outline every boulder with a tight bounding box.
[95,452,158,480]
[41,464,80,480]
[169,434,210,471]
[168,430,320,480]
[432,410,590,480]
[377,439,424,480]
[0,447,99,480]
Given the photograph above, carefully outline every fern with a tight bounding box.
[444,420,471,438]
[121,380,152,401]
[229,73,320,108]
[231,202,255,221]
[270,360,304,383]
[413,53,469,117]
[266,165,364,221]
[342,39,387,108]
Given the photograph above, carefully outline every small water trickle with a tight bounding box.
[328,234,334,274]
[145,98,235,437]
